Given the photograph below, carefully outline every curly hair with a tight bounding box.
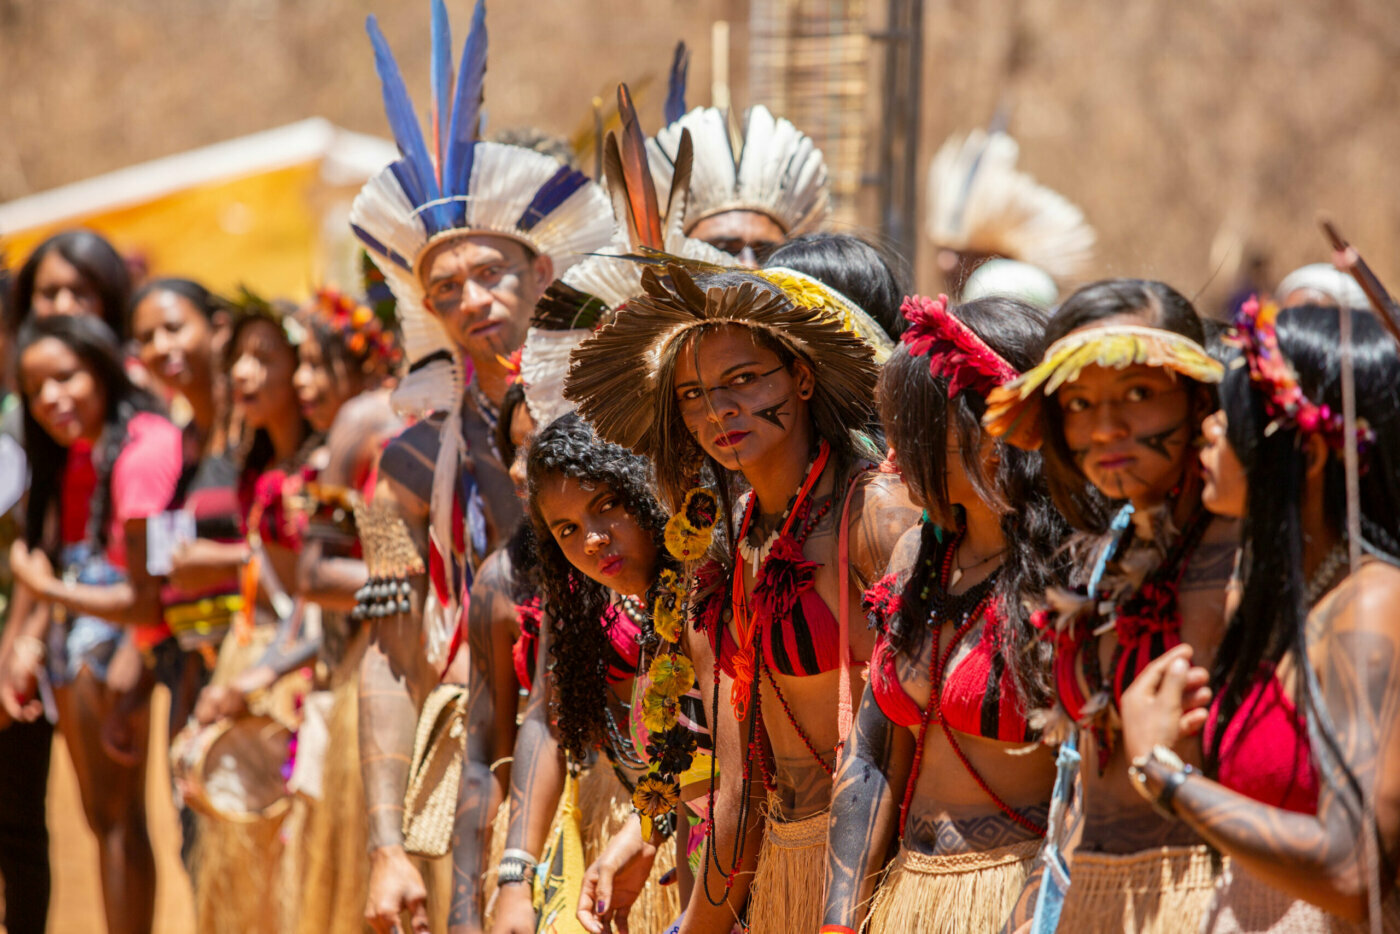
[525,412,674,762]
[878,297,1071,711]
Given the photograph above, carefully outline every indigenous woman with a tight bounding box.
[287,286,403,934]
[493,412,684,934]
[822,295,1066,934]
[564,266,917,934]
[1120,301,1400,931]
[0,228,133,934]
[178,298,317,934]
[982,278,1236,933]
[6,313,183,934]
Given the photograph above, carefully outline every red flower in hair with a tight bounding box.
[900,294,1019,397]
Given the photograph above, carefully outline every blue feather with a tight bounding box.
[366,14,447,233]
[429,0,452,182]
[665,41,689,125]
[517,166,588,232]
[444,0,488,227]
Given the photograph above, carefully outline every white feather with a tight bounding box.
[927,129,1096,280]
[520,328,589,428]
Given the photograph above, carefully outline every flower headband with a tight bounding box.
[900,293,1019,397]
[983,324,1223,450]
[1229,296,1373,451]
[301,287,402,375]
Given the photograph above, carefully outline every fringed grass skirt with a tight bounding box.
[747,798,829,934]
[866,839,1039,934]
[577,764,681,934]
[1055,845,1218,934]
[1203,862,1400,933]
[294,665,372,934]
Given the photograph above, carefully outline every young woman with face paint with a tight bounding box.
[493,413,686,934]
[1120,303,1400,931]
[4,313,182,934]
[822,296,1068,934]
[564,267,918,934]
[983,279,1238,934]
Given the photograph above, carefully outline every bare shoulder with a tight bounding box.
[847,470,921,587]
[885,525,923,583]
[1323,560,1400,641]
[471,546,516,600]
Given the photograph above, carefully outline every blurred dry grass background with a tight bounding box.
[2,0,1397,305]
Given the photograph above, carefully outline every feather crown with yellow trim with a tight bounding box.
[983,324,1223,450]
[563,263,877,463]
[349,0,613,422]
[646,104,830,238]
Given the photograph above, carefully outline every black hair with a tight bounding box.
[495,381,529,468]
[9,230,131,340]
[225,314,313,481]
[525,412,675,762]
[1037,278,1215,532]
[1207,306,1400,797]
[16,314,166,556]
[766,233,908,340]
[129,277,220,323]
[877,297,1070,708]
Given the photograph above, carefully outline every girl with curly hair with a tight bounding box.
[494,412,686,934]
[822,295,1069,934]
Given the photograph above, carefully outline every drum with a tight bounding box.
[171,714,293,823]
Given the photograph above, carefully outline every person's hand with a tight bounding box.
[0,638,45,723]
[193,684,249,726]
[232,663,276,698]
[168,539,241,593]
[1120,643,1213,763]
[8,540,55,597]
[491,880,538,934]
[365,845,430,934]
[579,813,659,934]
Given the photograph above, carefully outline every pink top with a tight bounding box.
[105,413,184,572]
[1206,665,1319,815]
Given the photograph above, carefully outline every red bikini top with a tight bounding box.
[1206,665,1318,815]
[512,596,643,693]
[866,575,1031,743]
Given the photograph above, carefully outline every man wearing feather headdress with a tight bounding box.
[646,49,832,267]
[347,2,613,931]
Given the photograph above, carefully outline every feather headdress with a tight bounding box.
[522,84,732,428]
[983,324,1223,450]
[900,293,1018,397]
[350,0,613,420]
[349,0,611,670]
[564,264,877,462]
[646,105,830,237]
[927,128,1095,281]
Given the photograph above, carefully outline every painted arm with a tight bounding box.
[1121,568,1400,923]
[822,680,912,930]
[493,617,566,934]
[449,550,525,934]
[358,472,436,934]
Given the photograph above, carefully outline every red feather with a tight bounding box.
[900,294,1018,397]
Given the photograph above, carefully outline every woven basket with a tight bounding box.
[402,683,469,857]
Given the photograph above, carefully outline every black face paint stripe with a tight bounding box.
[754,397,789,429]
[1137,420,1187,460]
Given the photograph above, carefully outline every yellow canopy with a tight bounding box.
[0,119,396,299]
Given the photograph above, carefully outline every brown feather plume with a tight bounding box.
[616,83,665,249]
